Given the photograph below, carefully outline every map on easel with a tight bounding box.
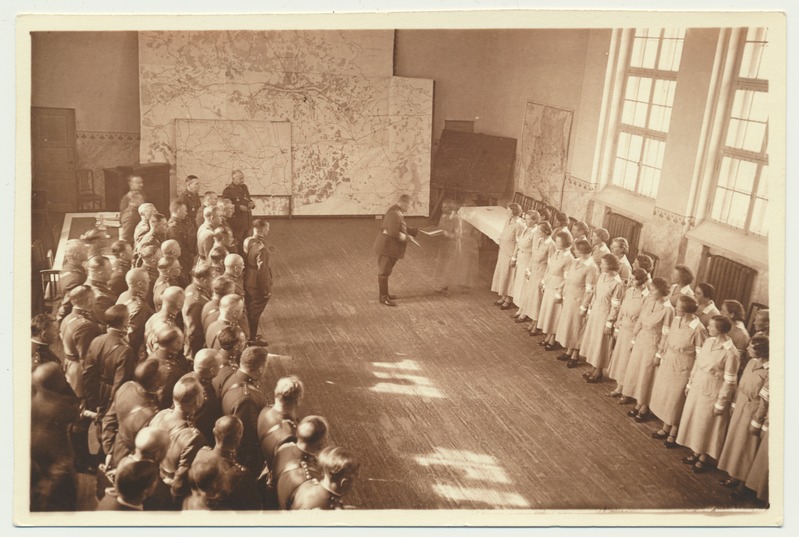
[518,102,573,206]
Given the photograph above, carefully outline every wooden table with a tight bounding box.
[53,212,120,270]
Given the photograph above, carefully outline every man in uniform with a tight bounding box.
[205,294,246,350]
[373,194,419,306]
[183,348,222,443]
[208,245,229,278]
[119,174,145,214]
[108,240,134,298]
[257,375,304,472]
[152,256,183,311]
[116,267,153,358]
[143,286,185,355]
[148,326,191,410]
[160,239,189,287]
[138,244,161,308]
[149,376,206,502]
[133,203,157,251]
[60,285,102,409]
[177,175,202,235]
[222,169,255,251]
[274,415,328,509]
[31,313,61,370]
[85,255,117,324]
[217,198,236,229]
[119,191,144,245]
[196,191,218,228]
[197,206,221,265]
[183,264,213,360]
[95,458,160,511]
[212,327,246,398]
[190,415,261,510]
[213,225,239,255]
[56,239,88,323]
[219,346,270,475]
[101,358,165,472]
[244,219,272,347]
[291,446,361,510]
[202,276,237,333]
[136,212,169,257]
[167,200,196,277]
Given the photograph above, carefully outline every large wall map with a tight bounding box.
[518,102,573,208]
[139,30,432,216]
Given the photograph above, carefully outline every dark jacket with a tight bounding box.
[373,204,418,260]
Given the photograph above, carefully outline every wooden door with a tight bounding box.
[31,107,77,212]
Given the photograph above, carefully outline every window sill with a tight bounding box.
[592,186,656,224]
[685,220,768,269]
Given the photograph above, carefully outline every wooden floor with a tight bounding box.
[256,217,762,510]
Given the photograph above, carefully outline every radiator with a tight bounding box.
[603,211,642,261]
[704,254,757,307]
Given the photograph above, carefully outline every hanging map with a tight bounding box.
[519,102,573,206]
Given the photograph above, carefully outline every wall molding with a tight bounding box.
[653,206,695,233]
[566,174,596,192]
[76,131,140,141]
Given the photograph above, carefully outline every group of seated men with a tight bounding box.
[30,173,360,511]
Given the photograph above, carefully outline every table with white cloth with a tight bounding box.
[457,206,509,245]
[52,212,120,270]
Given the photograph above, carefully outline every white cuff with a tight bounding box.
[655,353,662,359]
[605,322,613,329]
[750,420,763,429]
[714,402,726,411]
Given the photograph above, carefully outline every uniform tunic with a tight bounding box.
[511,226,536,302]
[649,316,708,425]
[668,284,695,308]
[555,257,598,349]
[697,301,720,328]
[675,337,740,459]
[580,272,624,369]
[745,382,769,502]
[491,215,524,297]
[718,359,769,480]
[535,247,574,334]
[621,297,675,405]
[222,183,254,242]
[518,230,549,319]
[618,254,632,283]
[591,242,611,267]
[608,286,649,382]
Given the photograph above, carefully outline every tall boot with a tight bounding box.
[69,424,96,474]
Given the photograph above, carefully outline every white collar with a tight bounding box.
[721,339,734,350]
[688,317,701,330]
[702,301,717,314]
[116,497,144,510]
[641,287,650,297]
[31,337,48,346]
[680,284,693,294]
[580,257,594,267]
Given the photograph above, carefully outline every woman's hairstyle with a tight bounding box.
[537,221,552,236]
[572,221,590,237]
[508,203,523,216]
[722,299,746,322]
[711,314,733,334]
[631,268,649,286]
[524,209,541,222]
[749,335,769,358]
[574,239,592,255]
[696,282,715,301]
[635,254,653,274]
[651,277,670,297]
[593,227,610,243]
[553,211,569,227]
[677,295,699,314]
[601,253,620,272]
[553,229,573,248]
[611,237,629,255]
[673,264,695,286]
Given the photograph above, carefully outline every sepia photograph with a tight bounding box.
[12,4,789,529]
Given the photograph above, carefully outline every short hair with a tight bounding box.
[537,221,552,236]
[593,227,610,243]
[68,285,94,309]
[274,376,304,403]
[127,174,143,185]
[297,415,328,446]
[755,309,770,323]
[573,239,591,255]
[115,459,159,501]
[212,276,236,297]
[157,255,179,272]
[398,194,412,203]
[191,264,213,281]
[126,267,149,287]
[696,282,716,301]
[711,314,733,334]
[135,359,164,392]
[677,295,699,314]
[87,255,112,272]
[189,457,219,494]
[572,221,590,237]
[220,294,244,313]
[64,239,88,260]
[186,175,199,182]
[149,212,167,226]
[172,376,203,408]
[611,237,629,255]
[214,415,243,446]
[213,226,232,241]
[601,253,620,272]
[217,326,242,352]
[635,254,653,274]
[134,427,169,463]
[169,200,187,214]
[508,203,522,217]
[31,313,56,337]
[631,268,649,286]
[209,245,229,263]
[138,203,156,217]
[673,264,695,286]
[651,277,670,297]
[749,335,769,357]
[156,325,184,349]
[140,245,160,261]
[203,206,218,219]
[104,304,129,329]
[722,299,746,322]
[239,346,268,371]
[553,211,569,227]
[111,240,132,256]
[318,446,360,479]
[524,210,540,222]
[253,219,267,231]
[553,230,573,248]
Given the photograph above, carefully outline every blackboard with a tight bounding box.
[432,129,517,194]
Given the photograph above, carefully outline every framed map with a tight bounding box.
[518,102,574,207]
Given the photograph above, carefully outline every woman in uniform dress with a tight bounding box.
[590,228,611,267]
[718,336,769,491]
[649,295,708,448]
[675,315,740,473]
[569,221,590,257]
[434,200,459,295]
[536,230,574,351]
[610,237,632,284]
[621,277,675,422]
[742,375,769,503]
[694,282,720,328]
[721,300,751,364]
[578,253,624,380]
[491,203,524,310]
[608,268,651,397]
[668,265,695,307]
[554,240,598,363]
[522,221,552,336]
[510,210,540,323]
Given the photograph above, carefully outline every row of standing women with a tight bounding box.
[489,203,771,504]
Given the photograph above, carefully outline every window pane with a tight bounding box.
[635,28,653,38]
[717,157,734,188]
[642,38,658,68]
[750,198,768,236]
[658,38,675,70]
[633,102,648,127]
[642,138,662,167]
[637,77,652,101]
[630,39,645,68]
[626,76,640,100]
[733,159,757,193]
[726,119,746,149]
[648,105,666,131]
[639,166,660,197]
[613,158,627,187]
[628,134,643,160]
[712,187,732,222]
[617,131,631,158]
[740,41,765,79]
[757,164,768,198]
[727,192,750,228]
[663,28,686,40]
[743,121,767,152]
[621,100,636,125]
[624,160,638,190]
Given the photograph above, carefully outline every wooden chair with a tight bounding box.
[32,240,61,314]
[77,168,104,211]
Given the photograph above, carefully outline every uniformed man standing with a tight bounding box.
[373,194,419,307]
[182,264,214,360]
[167,200,197,276]
[148,326,191,410]
[119,191,144,245]
[182,349,222,443]
[291,446,360,510]
[274,415,328,510]
[143,286,185,356]
[222,169,255,251]
[176,175,202,235]
[152,256,183,311]
[133,203,157,252]
[85,256,117,324]
[56,239,88,323]
[243,219,272,347]
[202,276,237,333]
[60,285,102,400]
[31,313,61,370]
[108,240,134,298]
[219,346,270,475]
[116,268,154,359]
[205,294,246,350]
[119,175,146,214]
[212,327,246,398]
[257,375,304,471]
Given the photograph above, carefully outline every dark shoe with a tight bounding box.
[515,316,531,323]
[682,454,700,465]
[380,296,397,307]
[719,478,739,488]
[248,337,269,347]
[511,312,521,319]
[387,294,398,300]
[618,396,633,405]
[731,489,749,501]
[538,340,549,347]
[545,342,563,352]
[494,298,505,306]
[634,411,651,423]
[664,438,678,449]
[692,461,710,474]
[651,430,668,440]
[627,409,639,418]
[581,371,591,378]
[608,391,622,398]
[586,374,603,384]
[566,359,580,369]
[500,302,512,310]
[556,353,571,361]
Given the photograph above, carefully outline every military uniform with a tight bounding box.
[257,406,297,471]
[212,359,238,400]
[143,309,183,357]
[243,235,272,340]
[205,318,245,350]
[149,407,206,501]
[60,307,102,398]
[56,261,87,323]
[152,276,181,312]
[119,206,138,245]
[147,348,191,410]
[182,284,212,360]
[119,191,146,214]
[85,278,117,325]
[32,340,60,371]
[196,223,215,265]
[176,190,202,234]
[290,479,345,510]
[108,259,131,299]
[273,443,321,509]
[201,298,222,333]
[222,182,253,246]
[373,204,418,301]
[101,380,160,468]
[82,328,136,417]
[219,370,269,475]
[191,446,261,510]
[116,291,153,359]
[167,215,197,275]
[183,371,222,443]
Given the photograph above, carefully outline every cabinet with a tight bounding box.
[103,163,171,214]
